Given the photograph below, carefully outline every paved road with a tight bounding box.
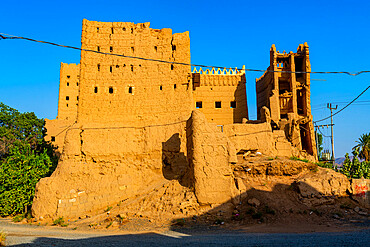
[1,219,369,246]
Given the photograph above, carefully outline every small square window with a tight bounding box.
[110,46,113,52]
[109,87,114,94]
[67,82,69,86]
[160,85,163,90]
[94,87,98,93]
[230,101,236,108]
[66,96,69,101]
[196,101,202,108]
[128,87,133,94]
[67,75,70,79]
[51,136,55,142]
[215,101,221,108]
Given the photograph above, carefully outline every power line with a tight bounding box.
[314,85,370,123]
[1,32,370,76]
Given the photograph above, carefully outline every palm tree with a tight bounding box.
[353,133,370,161]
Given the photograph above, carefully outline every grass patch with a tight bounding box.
[53,216,68,227]
[104,206,112,212]
[12,214,25,223]
[0,231,6,246]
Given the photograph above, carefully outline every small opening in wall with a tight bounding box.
[77,96,79,100]
[97,27,99,33]
[94,87,98,93]
[160,85,163,90]
[139,64,141,67]
[174,84,177,89]
[110,66,113,73]
[131,65,134,72]
[67,75,70,79]
[67,82,69,86]
[66,96,69,101]
[230,101,236,108]
[172,45,176,51]
[196,101,202,108]
[109,87,114,94]
[154,46,157,52]
[128,87,133,94]
[215,101,221,108]
[131,47,134,53]
[77,82,79,86]
[97,46,100,52]
[171,64,174,70]
[111,27,114,34]
[131,28,134,34]
[51,136,55,142]
[66,104,69,107]
[123,64,126,67]
[97,64,100,71]
[110,46,113,52]
[116,65,119,68]
[123,27,126,31]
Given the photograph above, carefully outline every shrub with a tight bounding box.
[0,103,57,216]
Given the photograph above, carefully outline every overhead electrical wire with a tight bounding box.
[1,32,370,76]
[314,85,370,123]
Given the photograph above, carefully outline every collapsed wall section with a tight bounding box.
[77,19,193,126]
[255,43,317,159]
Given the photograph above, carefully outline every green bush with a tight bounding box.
[341,149,370,179]
[0,102,57,216]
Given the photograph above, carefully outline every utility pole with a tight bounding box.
[327,103,337,166]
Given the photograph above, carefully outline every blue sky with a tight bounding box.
[0,0,369,157]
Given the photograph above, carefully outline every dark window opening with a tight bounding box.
[110,66,113,73]
[110,46,113,52]
[77,82,79,86]
[77,96,79,100]
[131,65,134,72]
[215,101,221,108]
[196,101,202,108]
[109,87,114,94]
[67,82,69,86]
[97,64,100,71]
[66,104,69,107]
[67,75,70,79]
[123,27,126,31]
[94,87,98,93]
[131,28,134,34]
[97,46,100,52]
[131,47,134,53]
[128,87,133,94]
[280,114,288,119]
[172,45,176,51]
[297,89,306,115]
[160,85,163,90]
[139,64,141,67]
[51,136,55,142]
[66,96,69,101]
[230,101,236,108]
[111,27,114,34]
[174,84,177,89]
[116,65,119,68]
[154,46,157,52]
[97,27,99,33]
[123,64,126,67]
[278,79,291,95]
[171,64,174,70]
[295,56,304,79]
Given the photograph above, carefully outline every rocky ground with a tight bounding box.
[7,156,370,234]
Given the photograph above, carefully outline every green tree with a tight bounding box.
[353,133,370,161]
[315,131,323,160]
[341,147,370,179]
[0,102,57,216]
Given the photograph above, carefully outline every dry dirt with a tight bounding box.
[19,156,370,234]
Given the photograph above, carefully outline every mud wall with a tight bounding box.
[77,19,193,126]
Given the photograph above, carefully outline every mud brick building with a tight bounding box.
[32,20,317,219]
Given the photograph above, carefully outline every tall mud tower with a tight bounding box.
[78,20,193,126]
[256,43,317,157]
